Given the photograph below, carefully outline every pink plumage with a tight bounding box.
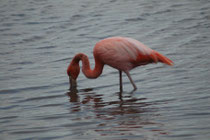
[67,36,173,91]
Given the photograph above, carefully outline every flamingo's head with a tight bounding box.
[67,60,80,90]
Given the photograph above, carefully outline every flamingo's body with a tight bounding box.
[67,37,173,91]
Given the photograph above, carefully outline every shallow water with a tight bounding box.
[1,0,210,139]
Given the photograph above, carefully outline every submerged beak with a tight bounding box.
[69,76,77,90]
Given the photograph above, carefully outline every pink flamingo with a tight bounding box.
[67,37,173,91]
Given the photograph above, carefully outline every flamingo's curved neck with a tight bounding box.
[74,53,104,79]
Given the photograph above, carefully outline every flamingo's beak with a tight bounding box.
[69,76,77,90]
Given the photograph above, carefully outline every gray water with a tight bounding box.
[1,0,210,139]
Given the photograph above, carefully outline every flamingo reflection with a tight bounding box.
[66,88,168,136]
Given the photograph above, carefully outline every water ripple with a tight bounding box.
[1,0,210,140]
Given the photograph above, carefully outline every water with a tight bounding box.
[1,0,210,139]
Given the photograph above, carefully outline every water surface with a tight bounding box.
[1,0,210,139]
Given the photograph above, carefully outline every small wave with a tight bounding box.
[36,45,57,50]
[125,17,145,22]
[0,116,18,120]
[11,61,33,65]
[38,103,64,108]
[11,13,25,17]
[0,85,52,95]
[18,94,65,103]
[22,35,44,43]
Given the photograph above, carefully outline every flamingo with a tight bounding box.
[67,37,173,91]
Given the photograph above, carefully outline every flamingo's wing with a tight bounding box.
[94,37,154,71]
[126,37,173,66]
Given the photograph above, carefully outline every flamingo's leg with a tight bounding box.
[125,71,137,90]
[119,70,123,92]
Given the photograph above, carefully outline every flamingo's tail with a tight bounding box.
[151,51,174,66]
